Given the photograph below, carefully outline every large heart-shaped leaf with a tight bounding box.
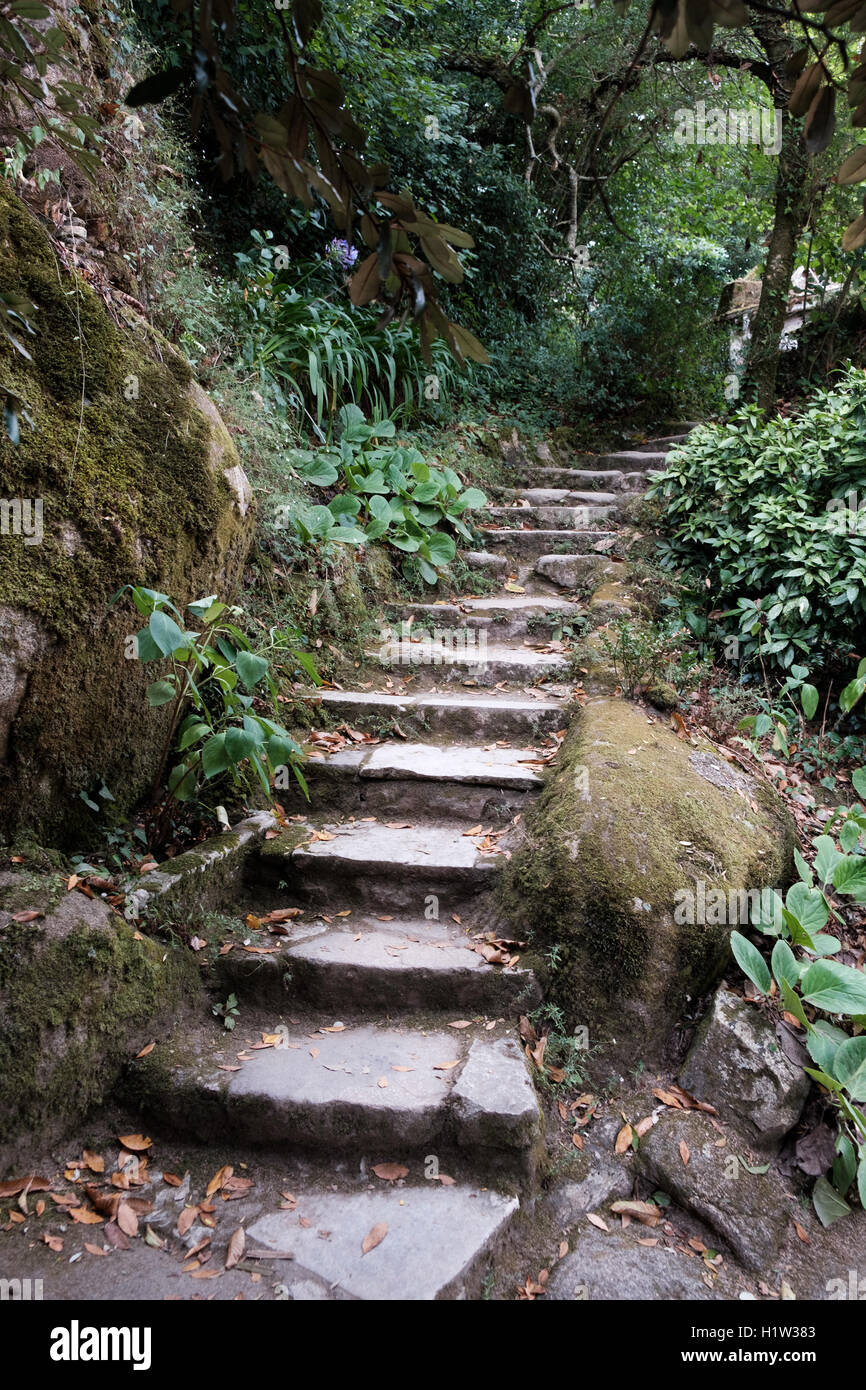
[235,652,269,691]
[149,609,188,656]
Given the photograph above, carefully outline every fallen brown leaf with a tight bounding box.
[361,1221,388,1255]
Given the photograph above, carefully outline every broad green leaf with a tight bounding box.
[771,939,799,990]
[813,835,842,884]
[785,881,829,934]
[146,679,176,707]
[832,1136,856,1197]
[187,594,218,618]
[149,609,187,656]
[235,651,269,690]
[729,931,771,995]
[852,767,866,800]
[811,1176,851,1228]
[780,979,811,1031]
[134,628,162,662]
[328,494,361,518]
[167,760,197,802]
[809,932,841,957]
[201,733,229,778]
[451,486,488,513]
[839,676,866,714]
[298,458,339,486]
[749,888,784,934]
[424,531,456,566]
[267,733,301,767]
[801,958,866,1014]
[806,1019,847,1073]
[800,683,819,719]
[793,847,813,885]
[833,1036,866,1100]
[225,726,256,762]
[832,856,866,900]
[177,721,210,751]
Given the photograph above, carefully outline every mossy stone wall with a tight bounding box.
[0,183,254,844]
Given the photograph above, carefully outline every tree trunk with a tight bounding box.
[742,13,812,413]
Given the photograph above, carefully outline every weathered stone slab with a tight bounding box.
[124,811,276,920]
[534,554,607,589]
[0,871,197,1153]
[247,1185,519,1300]
[284,927,540,1012]
[464,551,508,573]
[136,1022,542,1154]
[636,1110,795,1271]
[304,689,566,739]
[680,987,810,1152]
[451,1037,541,1148]
[483,528,616,558]
[546,1225,735,1300]
[312,742,542,787]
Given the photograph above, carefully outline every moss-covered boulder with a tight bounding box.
[500,696,795,1074]
[0,183,254,844]
[0,870,201,1156]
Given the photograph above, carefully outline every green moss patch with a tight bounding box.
[500,697,795,1070]
[0,183,254,844]
[0,879,201,1149]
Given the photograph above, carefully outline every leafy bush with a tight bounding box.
[112,586,318,848]
[650,368,866,672]
[286,405,487,585]
[235,231,467,432]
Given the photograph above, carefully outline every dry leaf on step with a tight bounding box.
[362,1222,388,1255]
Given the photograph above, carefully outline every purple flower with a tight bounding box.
[326,238,359,271]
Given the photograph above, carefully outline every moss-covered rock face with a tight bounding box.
[0,870,201,1155]
[500,697,795,1075]
[0,184,254,845]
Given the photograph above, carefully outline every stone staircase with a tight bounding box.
[130,426,691,1299]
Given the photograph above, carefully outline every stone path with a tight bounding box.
[125,428,688,1298]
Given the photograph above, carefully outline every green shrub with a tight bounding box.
[111,585,318,849]
[286,405,487,585]
[235,230,466,432]
[649,368,866,672]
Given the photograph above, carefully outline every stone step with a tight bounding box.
[299,688,566,740]
[304,739,545,820]
[591,451,668,470]
[217,911,541,1013]
[623,471,659,490]
[370,637,569,686]
[282,925,540,1013]
[502,488,620,507]
[132,1016,542,1158]
[393,595,581,640]
[243,1180,520,1300]
[464,551,508,574]
[480,529,617,558]
[630,434,689,451]
[534,553,615,589]
[503,466,637,489]
[484,504,616,528]
[254,819,504,912]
